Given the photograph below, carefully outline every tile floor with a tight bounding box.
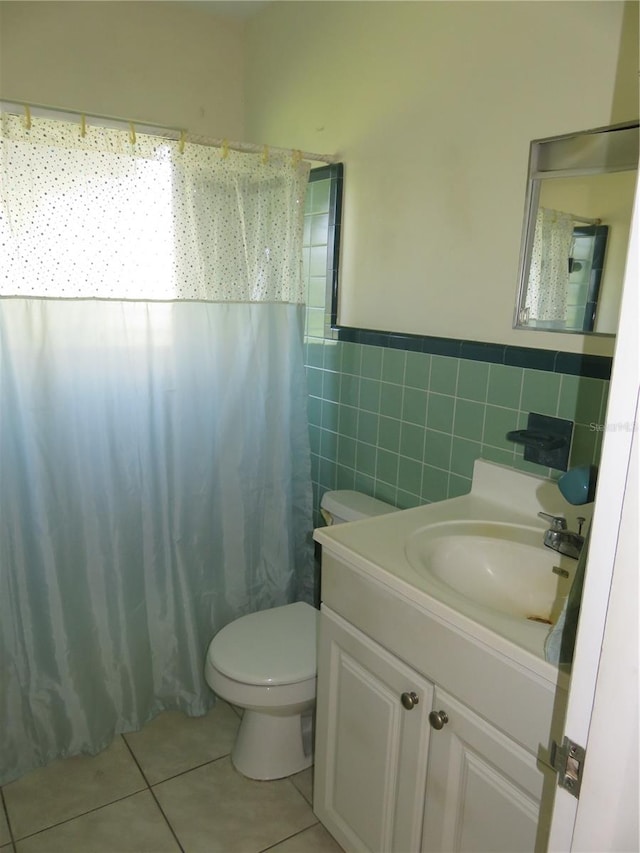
[0,702,343,853]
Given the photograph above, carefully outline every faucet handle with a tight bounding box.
[538,511,567,530]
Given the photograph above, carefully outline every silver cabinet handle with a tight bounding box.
[401,691,419,710]
[429,710,449,730]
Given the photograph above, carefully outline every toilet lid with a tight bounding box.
[207,601,317,686]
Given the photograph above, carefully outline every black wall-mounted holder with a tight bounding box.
[507,412,574,471]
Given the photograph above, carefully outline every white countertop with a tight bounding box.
[314,460,589,685]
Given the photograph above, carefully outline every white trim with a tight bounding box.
[547,168,639,850]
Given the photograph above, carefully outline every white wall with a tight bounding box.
[245,0,639,356]
[0,1,245,139]
[2,1,637,357]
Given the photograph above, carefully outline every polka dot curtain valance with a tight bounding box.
[0,113,311,302]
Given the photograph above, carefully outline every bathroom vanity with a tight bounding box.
[312,461,585,853]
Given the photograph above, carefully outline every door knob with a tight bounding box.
[429,710,449,730]
[401,691,419,710]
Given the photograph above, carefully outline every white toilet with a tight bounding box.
[204,490,398,780]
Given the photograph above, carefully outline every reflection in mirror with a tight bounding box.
[515,122,638,336]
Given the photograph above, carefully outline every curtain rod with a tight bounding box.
[0,100,339,165]
[571,214,602,226]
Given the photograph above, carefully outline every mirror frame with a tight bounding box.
[514,120,639,337]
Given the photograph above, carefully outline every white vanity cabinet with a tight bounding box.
[313,552,565,853]
[422,687,553,853]
[314,607,433,853]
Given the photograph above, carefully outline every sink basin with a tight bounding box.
[404,521,574,623]
[315,460,593,667]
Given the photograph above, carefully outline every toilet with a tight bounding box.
[204,490,398,780]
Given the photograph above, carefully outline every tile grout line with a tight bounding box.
[257,819,323,853]
[146,752,232,787]
[446,359,462,496]
[0,787,16,849]
[120,734,186,853]
[6,786,149,846]
[418,356,433,501]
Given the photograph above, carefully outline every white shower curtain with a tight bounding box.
[0,114,314,784]
[526,206,574,325]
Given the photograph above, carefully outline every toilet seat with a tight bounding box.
[207,601,317,686]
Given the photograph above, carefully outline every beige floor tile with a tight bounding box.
[154,756,316,853]
[3,737,146,840]
[290,766,314,805]
[123,702,240,784]
[0,802,11,847]
[267,822,344,853]
[14,791,180,853]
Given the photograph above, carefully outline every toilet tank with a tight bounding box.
[320,490,399,526]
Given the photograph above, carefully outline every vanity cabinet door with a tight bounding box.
[314,606,434,853]
[422,688,552,853]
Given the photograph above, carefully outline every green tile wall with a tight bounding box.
[302,179,608,524]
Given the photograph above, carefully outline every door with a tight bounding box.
[314,606,433,853]
[547,181,639,850]
[572,392,638,850]
[422,688,552,853]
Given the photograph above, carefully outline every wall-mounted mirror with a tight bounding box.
[514,121,638,336]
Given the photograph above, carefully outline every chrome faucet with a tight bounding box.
[538,512,585,560]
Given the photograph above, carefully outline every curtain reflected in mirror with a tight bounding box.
[515,122,638,336]
[523,208,609,332]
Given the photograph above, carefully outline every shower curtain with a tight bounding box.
[526,206,574,325]
[0,114,314,785]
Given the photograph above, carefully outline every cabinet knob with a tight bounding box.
[429,710,449,730]
[400,691,419,710]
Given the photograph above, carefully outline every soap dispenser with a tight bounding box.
[557,465,598,505]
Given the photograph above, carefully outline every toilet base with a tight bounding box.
[232,709,313,780]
